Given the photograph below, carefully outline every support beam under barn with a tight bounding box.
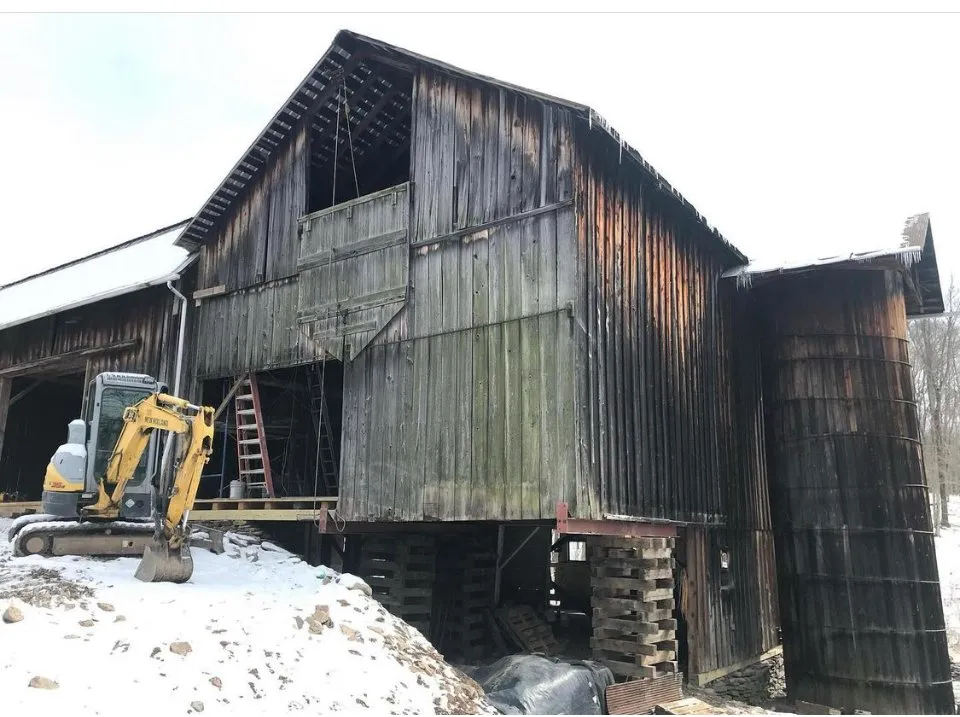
[0,378,10,474]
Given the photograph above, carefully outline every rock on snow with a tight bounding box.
[0,518,493,716]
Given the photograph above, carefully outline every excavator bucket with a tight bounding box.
[134,539,194,583]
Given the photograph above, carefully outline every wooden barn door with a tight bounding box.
[296,182,410,360]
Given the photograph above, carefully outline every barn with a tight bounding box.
[0,221,193,502]
[0,29,951,712]
[172,29,779,686]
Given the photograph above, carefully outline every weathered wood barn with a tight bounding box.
[0,221,193,500]
[1,29,950,711]
[171,30,780,684]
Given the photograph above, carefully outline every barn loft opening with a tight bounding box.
[199,362,344,500]
[305,61,414,215]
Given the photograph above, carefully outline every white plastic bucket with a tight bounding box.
[229,480,244,500]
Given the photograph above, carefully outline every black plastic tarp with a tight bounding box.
[463,654,615,715]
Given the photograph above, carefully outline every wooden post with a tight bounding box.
[589,535,678,680]
[0,378,10,469]
[79,359,95,420]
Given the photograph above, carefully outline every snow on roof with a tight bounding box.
[722,213,932,285]
[0,220,195,332]
[722,213,944,315]
[722,244,924,286]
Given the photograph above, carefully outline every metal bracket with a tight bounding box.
[555,502,677,538]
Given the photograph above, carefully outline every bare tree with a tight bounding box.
[910,279,960,528]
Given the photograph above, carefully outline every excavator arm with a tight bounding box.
[83,394,192,520]
[157,400,215,544]
[135,396,214,583]
[80,392,214,583]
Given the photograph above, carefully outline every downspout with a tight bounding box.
[165,278,187,396]
[156,277,188,527]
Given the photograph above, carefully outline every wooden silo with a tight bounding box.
[740,215,952,714]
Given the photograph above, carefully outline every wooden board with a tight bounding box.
[605,674,682,715]
[495,604,563,656]
[655,697,717,715]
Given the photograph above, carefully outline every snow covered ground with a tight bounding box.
[0,518,493,716]
[937,518,960,663]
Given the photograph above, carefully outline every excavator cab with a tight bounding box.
[41,372,163,520]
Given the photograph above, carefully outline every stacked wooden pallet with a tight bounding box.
[589,536,678,680]
[439,533,496,660]
[358,534,436,636]
[494,604,564,655]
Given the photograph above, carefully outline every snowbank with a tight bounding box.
[0,518,493,716]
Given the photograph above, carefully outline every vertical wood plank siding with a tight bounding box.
[0,286,173,381]
[189,126,309,377]
[338,70,579,521]
[574,132,779,675]
[684,288,779,677]
[574,130,749,523]
[197,127,308,292]
[194,277,319,379]
[757,269,952,714]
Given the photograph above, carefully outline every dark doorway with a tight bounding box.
[0,373,84,500]
[199,361,344,499]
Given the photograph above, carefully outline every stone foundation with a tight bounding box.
[707,654,786,704]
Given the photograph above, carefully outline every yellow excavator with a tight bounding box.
[7,372,214,583]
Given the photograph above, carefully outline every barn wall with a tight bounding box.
[189,126,311,378]
[573,129,754,523]
[0,285,173,381]
[337,69,581,521]
[573,131,779,674]
[192,276,321,379]
[195,126,309,292]
[684,288,780,678]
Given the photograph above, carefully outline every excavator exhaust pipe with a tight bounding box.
[135,539,194,584]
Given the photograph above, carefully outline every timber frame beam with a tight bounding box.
[0,338,140,379]
[0,378,10,470]
[556,502,678,539]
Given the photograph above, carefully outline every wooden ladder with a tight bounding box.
[308,363,339,494]
[234,373,274,498]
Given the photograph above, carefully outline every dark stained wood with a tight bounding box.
[196,126,309,293]
[0,378,10,472]
[757,268,952,715]
[0,286,172,383]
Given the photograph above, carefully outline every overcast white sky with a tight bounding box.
[1,10,958,288]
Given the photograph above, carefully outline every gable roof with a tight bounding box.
[176,29,745,263]
[0,220,195,332]
[722,213,944,316]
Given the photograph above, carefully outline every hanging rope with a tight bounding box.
[331,81,342,207]
[342,76,361,199]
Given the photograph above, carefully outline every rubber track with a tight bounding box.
[12,520,155,557]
